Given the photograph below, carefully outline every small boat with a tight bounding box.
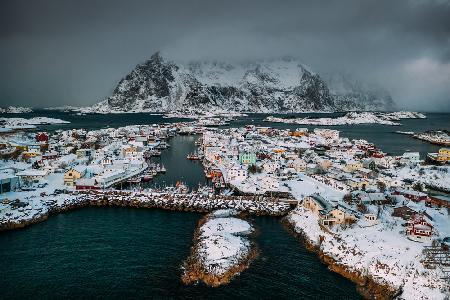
[141,174,153,182]
[160,165,166,173]
[187,151,202,160]
[127,177,141,184]
[176,181,189,193]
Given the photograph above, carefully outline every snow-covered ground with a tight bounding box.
[393,164,450,192]
[197,210,254,276]
[287,173,346,201]
[287,205,449,299]
[0,117,69,131]
[265,111,426,126]
[0,106,33,114]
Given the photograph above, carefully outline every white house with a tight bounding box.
[399,152,421,165]
[263,161,281,173]
[292,158,307,172]
[16,169,48,183]
[314,128,340,140]
[227,164,248,182]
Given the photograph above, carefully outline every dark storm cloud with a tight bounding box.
[0,0,449,110]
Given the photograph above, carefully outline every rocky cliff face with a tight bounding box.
[92,52,395,113]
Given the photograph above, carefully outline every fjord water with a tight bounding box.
[1,111,449,298]
[0,208,361,299]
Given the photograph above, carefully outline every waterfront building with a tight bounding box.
[314,128,339,140]
[0,173,20,194]
[64,167,86,186]
[16,169,48,184]
[399,152,421,165]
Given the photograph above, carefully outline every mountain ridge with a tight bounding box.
[90,52,396,113]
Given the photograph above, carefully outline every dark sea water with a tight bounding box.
[0,110,448,298]
[0,208,361,299]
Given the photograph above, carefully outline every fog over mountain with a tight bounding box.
[1,0,449,111]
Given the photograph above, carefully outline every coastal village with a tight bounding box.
[0,114,449,299]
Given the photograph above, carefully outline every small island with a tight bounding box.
[182,209,257,287]
[265,111,426,126]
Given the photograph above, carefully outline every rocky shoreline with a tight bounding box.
[0,191,291,232]
[282,218,400,299]
[182,210,257,287]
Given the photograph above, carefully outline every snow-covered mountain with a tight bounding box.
[325,73,396,111]
[90,52,395,113]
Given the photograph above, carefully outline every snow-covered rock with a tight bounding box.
[0,117,70,131]
[83,52,395,113]
[0,106,33,114]
[265,111,426,126]
[182,210,256,286]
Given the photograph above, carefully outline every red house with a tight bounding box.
[75,178,100,190]
[393,189,429,202]
[35,132,49,143]
[405,214,433,243]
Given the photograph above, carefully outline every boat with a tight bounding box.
[187,151,203,160]
[141,174,153,182]
[176,181,189,193]
[127,177,141,184]
[160,165,166,173]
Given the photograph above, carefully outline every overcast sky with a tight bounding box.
[1,0,449,111]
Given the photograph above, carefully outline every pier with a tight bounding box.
[0,189,292,231]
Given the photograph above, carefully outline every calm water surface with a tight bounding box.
[0,208,361,299]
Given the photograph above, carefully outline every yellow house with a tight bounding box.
[22,151,41,159]
[303,194,329,215]
[122,146,137,157]
[345,160,363,173]
[321,207,357,227]
[346,178,369,190]
[303,194,357,227]
[64,168,85,186]
[15,145,28,152]
[439,148,450,156]
[289,131,308,137]
[273,149,285,154]
[437,148,450,162]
